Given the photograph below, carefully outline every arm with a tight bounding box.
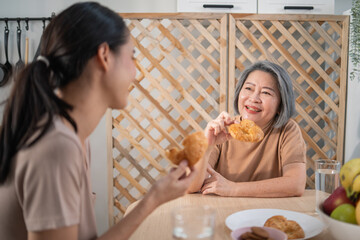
[97,189,158,240]
[234,163,306,197]
[28,192,160,240]
[29,161,196,240]
[187,111,235,193]
[98,161,197,240]
[187,146,215,193]
[202,162,306,197]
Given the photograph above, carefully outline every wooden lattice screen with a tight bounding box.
[107,13,349,225]
[107,13,227,224]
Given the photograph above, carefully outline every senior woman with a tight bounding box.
[188,61,306,197]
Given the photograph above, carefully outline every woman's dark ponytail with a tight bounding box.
[0,2,129,184]
[0,60,76,184]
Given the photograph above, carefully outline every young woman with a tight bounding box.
[0,2,196,240]
[188,61,306,197]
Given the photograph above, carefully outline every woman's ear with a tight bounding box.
[97,42,111,71]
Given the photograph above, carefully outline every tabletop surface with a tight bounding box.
[125,190,333,240]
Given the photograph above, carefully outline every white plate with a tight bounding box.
[225,209,325,239]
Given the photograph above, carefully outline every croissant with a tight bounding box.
[228,119,264,143]
[165,131,208,167]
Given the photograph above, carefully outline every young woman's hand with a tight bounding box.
[201,166,235,196]
[205,111,235,146]
[148,161,197,206]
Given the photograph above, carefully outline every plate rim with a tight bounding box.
[225,208,325,239]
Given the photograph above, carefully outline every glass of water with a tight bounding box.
[315,159,341,210]
[172,205,216,240]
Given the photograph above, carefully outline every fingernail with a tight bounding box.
[180,160,188,166]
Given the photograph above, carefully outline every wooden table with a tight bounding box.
[125,190,333,239]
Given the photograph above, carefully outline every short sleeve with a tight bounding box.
[15,134,83,231]
[280,120,307,167]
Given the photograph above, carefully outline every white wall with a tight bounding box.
[345,57,360,161]
[0,0,356,236]
[344,8,360,162]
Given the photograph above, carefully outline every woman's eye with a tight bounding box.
[245,87,252,90]
[262,91,271,95]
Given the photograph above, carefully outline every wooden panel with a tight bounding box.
[108,14,227,224]
[228,14,349,189]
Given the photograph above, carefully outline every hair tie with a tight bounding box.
[37,55,50,67]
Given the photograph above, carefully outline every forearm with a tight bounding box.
[98,192,158,240]
[231,176,305,198]
[98,160,197,240]
[187,146,214,193]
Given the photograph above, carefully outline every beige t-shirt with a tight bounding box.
[208,118,306,182]
[0,117,97,240]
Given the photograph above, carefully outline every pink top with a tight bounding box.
[0,117,97,240]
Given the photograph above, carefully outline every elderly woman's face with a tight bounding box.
[238,70,281,129]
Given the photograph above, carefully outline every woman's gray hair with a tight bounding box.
[233,61,295,128]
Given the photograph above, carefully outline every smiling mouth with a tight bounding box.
[246,106,261,112]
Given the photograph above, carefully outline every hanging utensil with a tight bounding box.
[33,18,46,61]
[24,19,29,65]
[25,37,29,65]
[0,39,5,84]
[0,41,4,84]
[0,20,12,87]
[15,19,25,74]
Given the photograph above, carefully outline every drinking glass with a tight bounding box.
[315,159,341,210]
[172,205,216,240]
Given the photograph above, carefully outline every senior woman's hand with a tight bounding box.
[205,111,236,146]
[201,166,236,196]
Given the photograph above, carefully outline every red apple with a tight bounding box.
[323,186,354,215]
